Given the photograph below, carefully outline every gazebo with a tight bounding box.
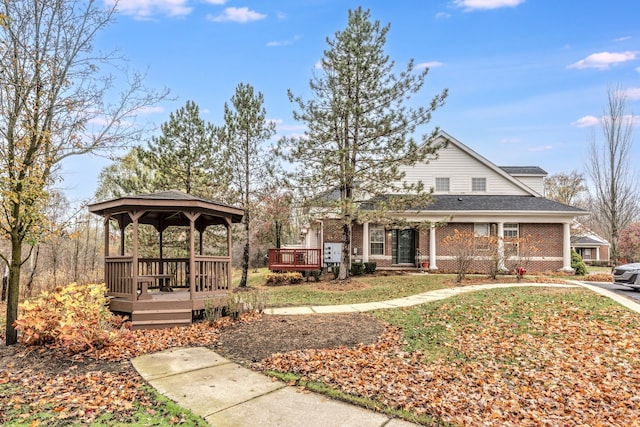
[88,190,244,329]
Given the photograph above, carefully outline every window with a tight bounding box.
[504,223,519,238]
[474,223,490,250]
[474,223,490,237]
[370,227,385,255]
[435,177,450,192]
[471,177,486,192]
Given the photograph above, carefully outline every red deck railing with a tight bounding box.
[268,248,322,271]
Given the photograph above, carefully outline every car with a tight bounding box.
[612,262,640,290]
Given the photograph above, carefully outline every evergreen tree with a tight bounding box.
[95,147,155,201]
[276,7,447,280]
[220,83,276,287]
[142,100,225,198]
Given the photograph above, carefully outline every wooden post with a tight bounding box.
[184,211,201,301]
[226,217,232,291]
[129,210,145,301]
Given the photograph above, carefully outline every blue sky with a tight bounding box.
[61,0,640,204]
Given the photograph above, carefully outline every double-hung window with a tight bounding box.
[474,223,490,250]
[370,227,385,255]
[435,177,450,192]
[471,177,486,192]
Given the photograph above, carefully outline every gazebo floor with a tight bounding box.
[109,289,227,329]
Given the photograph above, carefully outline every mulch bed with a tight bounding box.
[214,313,385,365]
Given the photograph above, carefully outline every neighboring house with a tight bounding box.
[571,225,610,265]
[299,131,588,273]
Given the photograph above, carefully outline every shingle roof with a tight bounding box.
[363,194,587,213]
[572,236,606,245]
[499,166,547,175]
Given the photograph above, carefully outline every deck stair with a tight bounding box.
[131,302,193,329]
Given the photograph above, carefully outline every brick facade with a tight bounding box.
[323,221,566,273]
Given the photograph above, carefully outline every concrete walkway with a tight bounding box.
[265,282,582,315]
[132,281,640,427]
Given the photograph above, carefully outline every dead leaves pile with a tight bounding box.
[0,314,258,425]
[1,363,148,424]
[258,311,640,426]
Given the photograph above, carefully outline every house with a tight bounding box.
[298,131,588,273]
[571,224,610,265]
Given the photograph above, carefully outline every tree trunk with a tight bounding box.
[5,235,23,346]
[239,213,250,288]
[338,220,351,280]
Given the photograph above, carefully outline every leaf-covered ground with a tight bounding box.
[0,317,241,425]
[257,288,640,426]
[2,285,639,426]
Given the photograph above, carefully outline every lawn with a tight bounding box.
[2,272,634,426]
[232,267,568,307]
[260,286,640,426]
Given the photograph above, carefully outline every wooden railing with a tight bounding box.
[105,256,133,297]
[105,256,231,301]
[268,248,322,271]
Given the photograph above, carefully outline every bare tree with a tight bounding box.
[586,87,640,266]
[0,0,168,345]
[442,229,480,284]
[544,171,587,206]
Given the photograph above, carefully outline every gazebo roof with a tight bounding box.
[88,190,244,229]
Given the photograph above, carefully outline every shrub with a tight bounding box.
[350,262,364,276]
[13,282,125,354]
[311,269,321,282]
[203,296,227,324]
[364,262,377,274]
[330,264,340,279]
[572,250,588,276]
[265,272,304,286]
[226,289,270,319]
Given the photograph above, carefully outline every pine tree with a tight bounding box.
[220,84,276,287]
[142,100,225,198]
[277,7,447,280]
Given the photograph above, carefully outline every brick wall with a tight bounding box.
[320,220,566,273]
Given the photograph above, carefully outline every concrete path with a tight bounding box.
[132,347,418,427]
[132,281,640,427]
[265,282,581,315]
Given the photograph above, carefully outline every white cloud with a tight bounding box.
[527,145,552,152]
[568,51,638,70]
[572,114,640,128]
[500,138,521,144]
[571,115,600,128]
[614,36,631,42]
[435,12,451,19]
[106,0,192,19]
[136,106,164,115]
[207,7,266,23]
[203,0,227,4]
[416,61,444,69]
[454,0,525,11]
[626,87,640,100]
[267,35,301,47]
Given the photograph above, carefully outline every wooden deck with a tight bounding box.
[268,248,322,272]
[105,257,230,329]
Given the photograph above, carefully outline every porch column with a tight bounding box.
[429,225,438,270]
[596,246,600,261]
[362,222,369,263]
[497,222,505,271]
[561,222,573,272]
